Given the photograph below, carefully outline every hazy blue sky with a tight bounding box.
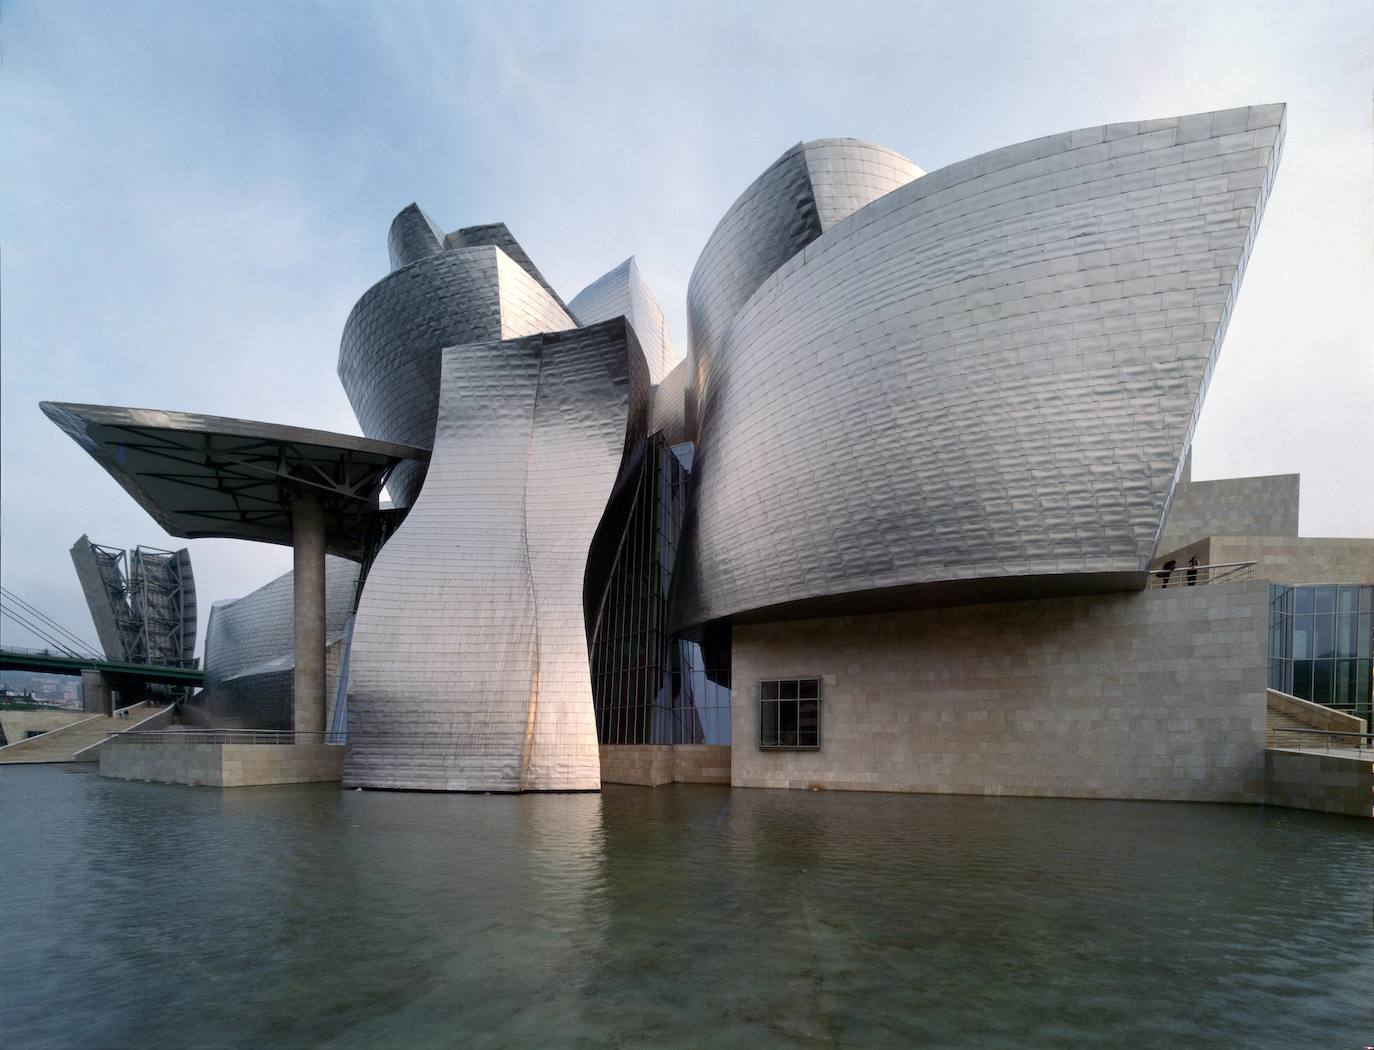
[2,0,1371,654]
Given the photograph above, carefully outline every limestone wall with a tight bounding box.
[1207,536,1374,586]
[100,739,343,787]
[0,709,86,746]
[731,582,1270,803]
[599,744,731,787]
[1265,749,1373,819]
[1158,454,1299,552]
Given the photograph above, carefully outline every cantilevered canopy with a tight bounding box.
[41,402,429,560]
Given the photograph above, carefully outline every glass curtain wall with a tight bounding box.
[591,438,730,744]
[1269,584,1373,724]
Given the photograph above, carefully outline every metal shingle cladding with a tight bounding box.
[673,106,1286,629]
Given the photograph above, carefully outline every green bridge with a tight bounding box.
[0,648,203,688]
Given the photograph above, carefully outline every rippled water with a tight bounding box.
[1,765,1370,1048]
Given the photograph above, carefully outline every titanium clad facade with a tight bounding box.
[648,359,690,445]
[570,257,679,383]
[674,105,1286,629]
[187,556,358,729]
[387,203,448,270]
[685,139,923,429]
[344,318,649,792]
[338,235,574,507]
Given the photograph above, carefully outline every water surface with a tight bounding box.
[2,765,1370,1048]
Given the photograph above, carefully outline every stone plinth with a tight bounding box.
[1265,749,1374,819]
[599,744,731,786]
[100,738,343,787]
[731,583,1271,803]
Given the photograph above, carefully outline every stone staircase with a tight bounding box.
[0,703,156,764]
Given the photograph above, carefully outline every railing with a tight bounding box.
[1267,727,1374,756]
[1146,561,1256,589]
[106,729,345,746]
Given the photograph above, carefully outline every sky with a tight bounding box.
[2,0,1371,656]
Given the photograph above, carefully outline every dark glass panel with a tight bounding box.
[1360,587,1373,614]
[1337,616,1359,659]
[1359,615,1373,659]
[759,700,778,747]
[1295,587,1314,615]
[1337,586,1358,614]
[1335,661,1356,704]
[779,700,799,747]
[1292,660,1313,699]
[799,678,820,700]
[1314,586,1336,615]
[1314,615,1334,660]
[798,698,820,747]
[761,680,779,701]
[1267,659,1284,690]
[1357,661,1373,707]
[779,679,799,700]
[1312,659,1334,703]
[1293,616,1312,659]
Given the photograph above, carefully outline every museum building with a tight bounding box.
[43,103,1374,801]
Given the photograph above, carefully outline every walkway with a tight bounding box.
[0,703,159,764]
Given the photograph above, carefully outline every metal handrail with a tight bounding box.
[106,729,344,746]
[1266,726,1374,756]
[1146,561,1257,589]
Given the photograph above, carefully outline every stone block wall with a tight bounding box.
[1206,536,1374,586]
[731,582,1270,803]
[599,744,731,786]
[1265,750,1373,819]
[100,739,343,787]
[1158,464,1300,552]
[0,710,87,746]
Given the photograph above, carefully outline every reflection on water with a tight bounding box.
[1,766,1370,1048]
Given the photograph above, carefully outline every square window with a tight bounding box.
[758,679,822,749]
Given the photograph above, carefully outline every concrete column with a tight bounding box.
[292,491,327,735]
[80,669,112,714]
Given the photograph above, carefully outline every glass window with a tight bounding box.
[1337,616,1360,659]
[1314,615,1334,660]
[1314,586,1336,615]
[1335,661,1356,705]
[1293,616,1312,659]
[1360,588,1373,615]
[1292,660,1313,699]
[759,678,822,749]
[1295,587,1314,615]
[1312,660,1334,703]
[1337,586,1359,614]
[1359,615,1373,659]
[760,698,779,746]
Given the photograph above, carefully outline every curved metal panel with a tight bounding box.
[685,139,922,430]
[647,358,689,445]
[344,317,649,791]
[673,106,1286,629]
[447,222,570,313]
[187,557,358,729]
[387,203,447,271]
[337,242,574,507]
[570,257,679,383]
